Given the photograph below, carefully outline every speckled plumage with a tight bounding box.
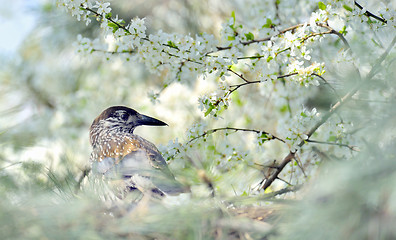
[89,106,186,197]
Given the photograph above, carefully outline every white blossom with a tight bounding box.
[94,1,111,16]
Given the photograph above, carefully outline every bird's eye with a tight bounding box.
[120,113,129,121]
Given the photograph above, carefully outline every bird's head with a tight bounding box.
[89,106,167,146]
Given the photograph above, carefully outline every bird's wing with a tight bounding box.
[130,136,188,195]
[131,135,175,177]
[91,134,187,195]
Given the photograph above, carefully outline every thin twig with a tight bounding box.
[228,72,298,95]
[233,28,335,60]
[264,184,302,198]
[83,5,177,50]
[230,184,302,203]
[162,50,202,65]
[228,68,252,83]
[312,73,342,102]
[170,127,285,159]
[306,139,358,151]
[226,23,306,50]
[316,23,362,80]
[354,1,387,23]
[92,49,135,54]
[212,22,347,54]
[316,23,351,50]
[276,177,292,186]
[186,127,285,146]
[293,154,307,178]
[84,6,131,34]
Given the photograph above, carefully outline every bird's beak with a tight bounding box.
[137,114,168,126]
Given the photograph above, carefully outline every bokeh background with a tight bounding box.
[1,0,396,239]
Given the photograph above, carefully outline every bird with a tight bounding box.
[89,106,187,199]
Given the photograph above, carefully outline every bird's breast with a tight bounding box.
[91,134,142,163]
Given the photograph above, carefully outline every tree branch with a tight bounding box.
[228,72,298,95]
[306,139,358,151]
[186,127,285,146]
[261,35,396,190]
[354,1,387,23]
[263,184,302,198]
[228,68,252,83]
[211,22,350,55]
[83,6,131,35]
[92,49,135,54]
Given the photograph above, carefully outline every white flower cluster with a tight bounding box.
[95,1,110,16]
[278,108,320,151]
[309,8,330,32]
[147,90,160,104]
[158,138,183,161]
[320,120,357,157]
[57,0,395,119]
[186,123,208,140]
[351,2,396,29]
[198,92,231,118]
[293,61,325,87]
[256,132,274,146]
[73,34,100,54]
[58,0,335,91]
[377,2,396,27]
[325,122,352,144]
[159,123,208,161]
[216,138,248,170]
[136,31,221,76]
[58,0,99,25]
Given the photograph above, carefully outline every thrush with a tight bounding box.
[89,106,187,198]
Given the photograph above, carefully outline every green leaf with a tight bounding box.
[328,135,337,142]
[244,32,254,41]
[108,22,119,33]
[167,41,177,49]
[205,106,214,116]
[261,132,268,138]
[105,12,112,19]
[280,105,289,113]
[227,36,235,41]
[318,2,326,10]
[229,11,236,30]
[263,18,273,28]
[343,4,353,12]
[339,25,347,35]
